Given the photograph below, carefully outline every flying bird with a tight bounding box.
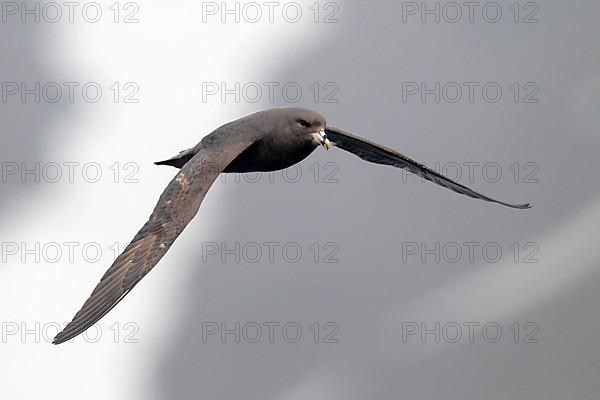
[53,107,530,344]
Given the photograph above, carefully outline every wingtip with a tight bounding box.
[493,200,532,210]
[52,332,68,345]
[52,327,78,345]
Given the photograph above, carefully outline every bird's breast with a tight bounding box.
[223,138,317,173]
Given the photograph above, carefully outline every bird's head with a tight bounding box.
[286,108,331,150]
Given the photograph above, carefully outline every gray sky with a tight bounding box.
[1,1,599,399]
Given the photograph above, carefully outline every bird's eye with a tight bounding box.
[297,119,311,128]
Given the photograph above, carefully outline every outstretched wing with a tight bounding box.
[325,127,530,209]
[53,139,255,344]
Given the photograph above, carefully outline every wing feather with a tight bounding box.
[53,141,255,344]
[325,127,530,209]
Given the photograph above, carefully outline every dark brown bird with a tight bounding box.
[53,107,530,344]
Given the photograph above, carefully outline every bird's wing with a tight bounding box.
[53,138,256,344]
[325,127,530,209]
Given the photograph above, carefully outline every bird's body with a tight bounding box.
[53,107,530,344]
[156,108,323,172]
[223,109,325,172]
[224,134,318,172]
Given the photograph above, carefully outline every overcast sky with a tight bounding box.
[1,1,599,399]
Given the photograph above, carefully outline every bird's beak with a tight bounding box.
[312,129,331,150]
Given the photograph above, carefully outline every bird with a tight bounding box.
[52,107,530,344]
